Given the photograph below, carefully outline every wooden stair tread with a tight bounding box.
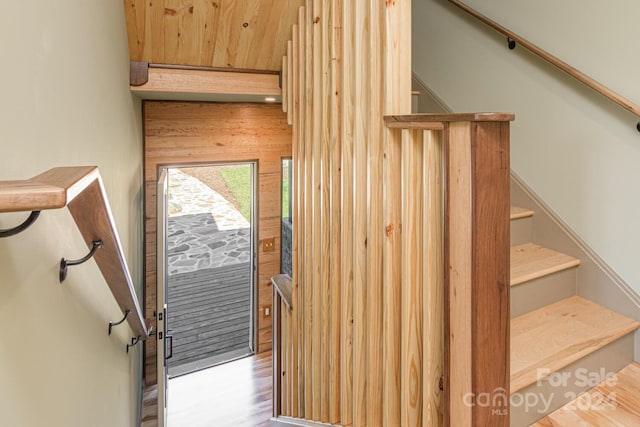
[511,243,581,286]
[510,205,534,220]
[533,362,640,426]
[511,296,640,393]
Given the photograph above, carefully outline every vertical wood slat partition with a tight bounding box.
[386,113,513,426]
[278,1,512,426]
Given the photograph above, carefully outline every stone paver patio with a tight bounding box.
[167,169,251,276]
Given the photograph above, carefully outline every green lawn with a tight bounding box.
[282,171,290,220]
[219,162,291,222]
[218,165,252,221]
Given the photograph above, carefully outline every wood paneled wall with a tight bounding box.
[143,102,292,385]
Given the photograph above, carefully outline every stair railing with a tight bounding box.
[0,166,149,344]
[448,0,640,132]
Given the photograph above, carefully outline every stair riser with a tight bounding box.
[510,333,634,427]
[511,216,533,246]
[511,268,577,318]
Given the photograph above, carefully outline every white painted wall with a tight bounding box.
[0,1,143,426]
[413,0,640,294]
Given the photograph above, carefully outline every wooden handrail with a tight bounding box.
[0,167,148,337]
[384,112,515,129]
[448,0,640,122]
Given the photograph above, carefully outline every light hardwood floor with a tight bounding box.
[168,351,273,427]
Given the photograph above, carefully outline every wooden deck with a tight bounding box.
[167,262,252,376]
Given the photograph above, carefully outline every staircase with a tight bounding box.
[509,206,640,426]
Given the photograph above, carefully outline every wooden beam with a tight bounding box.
[130,67,281,96]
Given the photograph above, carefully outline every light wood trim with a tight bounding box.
[0,167,148,338]
[272,275,294,310]
[130,67,281,96]
[448,0,640,119]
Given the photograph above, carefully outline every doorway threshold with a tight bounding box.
[168,347,253,378]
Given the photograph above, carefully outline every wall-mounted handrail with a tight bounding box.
[448,0,640,130]
[0,167,148,338]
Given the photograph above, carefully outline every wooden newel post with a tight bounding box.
[444,116,513,426]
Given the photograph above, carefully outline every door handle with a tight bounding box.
[166,335,173,360]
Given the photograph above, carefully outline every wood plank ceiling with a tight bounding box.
[124,0,304,71]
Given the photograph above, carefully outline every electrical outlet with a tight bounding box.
[262,237,275,252]
[264,305,272,318]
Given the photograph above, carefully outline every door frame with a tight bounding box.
[157,161,259,381]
